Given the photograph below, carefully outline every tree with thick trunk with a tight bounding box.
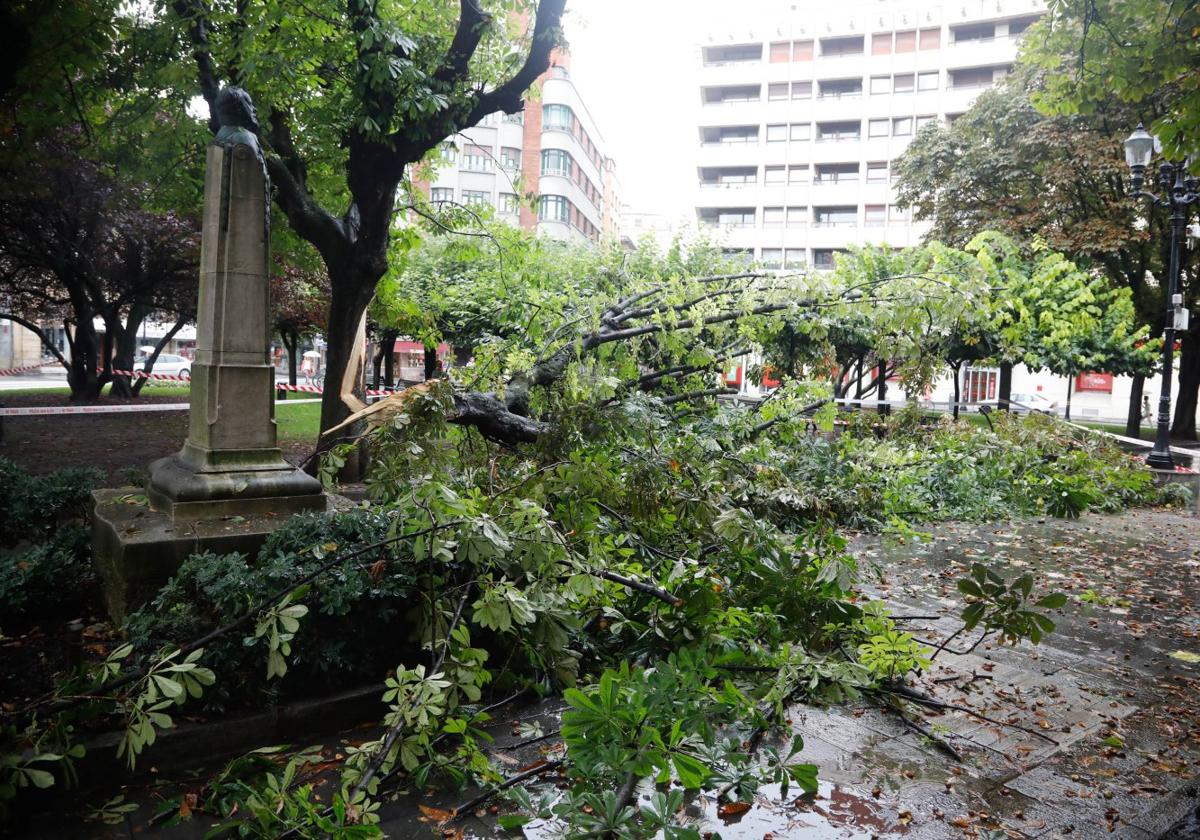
[173,0,567,462]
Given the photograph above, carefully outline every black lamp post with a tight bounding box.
[1124,124,1198,470]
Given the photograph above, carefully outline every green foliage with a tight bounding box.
[957,564,1068,646]
[124,509,417,708]
[1022,0,1200,160]
[752,409,1165,529]
[0,458,101,546]
[0,526,93,629]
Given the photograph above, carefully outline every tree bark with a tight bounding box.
[1064,375,1073,422]
[1171,328,1199,441]
[382,333,396,386]
[876,359,889,416]
[998,362,1012,412]
[313,278,375,477]
[132,316,188,397]
[423,344,439,382]
[1126,373,1145,438]
[951,362,961,420]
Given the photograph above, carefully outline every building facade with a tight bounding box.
[425,54,621,245]
[693,0,1044,268]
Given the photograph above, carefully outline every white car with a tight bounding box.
[135,353,191,381]
[986,392,1058,415]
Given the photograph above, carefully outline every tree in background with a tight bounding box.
[893,70,1175,435]
[167,0,568,464]
[0,137,198,401]
[271,238,330,395]
[1019,0,1199,438]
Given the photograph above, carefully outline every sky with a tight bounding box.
[562,0,740,225]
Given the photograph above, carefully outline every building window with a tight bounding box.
[462,144,492,171]
[500,146,521,172]
[864,204,886,226]
[462,190,490,206]
[915,114,936,130]
[918,71,939,91]
[541,148,570,176]
[791,81,812,99]
[717,208,755,226]
[893,73,914,94]
[499,192,518,214]
[788,165,809,184]
[792,39,814,60]
[919,27,940,50]
[892,117,913,136]
[819,78,862,99]
[538,194,569,222]
[951,66,999,88]
[817,121,860,141]
[786,206,808,227]
[789,122,810,141]
[813,248,842,270]
[866,161,889,183]
[722,248,754,265]
[764,165,786,185]
[871,32,892,55]
[784,248,807,269]
[768,82,789,101]
[889,205,910,222]
[503,112,524,125]
[769,41,790,62]
[815,163,858,185]
[895,30,916,53]
[814,206,857,227]
[766,123,787,142]
[820,35,864,57]
[868,119,889,138]
[870,75,890,95]
[543,104,573,130]
[763,206,785,227]
[761,248,782,269]
[430,188,453,205]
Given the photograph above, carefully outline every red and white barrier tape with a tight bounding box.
[0,402,191,417]
[108,368,192,382]
[0,361,60,376]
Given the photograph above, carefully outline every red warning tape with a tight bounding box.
[0,361,59,376]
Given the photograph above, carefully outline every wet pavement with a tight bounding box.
[27,509,1200,839]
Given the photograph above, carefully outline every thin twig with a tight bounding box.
[450,758,566,820]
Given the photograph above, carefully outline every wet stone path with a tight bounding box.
[34,510,1200,839]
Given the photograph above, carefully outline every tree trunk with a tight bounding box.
[66,316,105,402]
[1126,373,1145,438]
[424,344,439,381]
[1171,328,1199,441]
[109,310,145,399]
[876,359,888,416]
[998,362,1012,412]
[1064,375,1073,422]
[383,334,396,387]
[371,340,384,389]
[951,363,961,420]
[314,278,374,478]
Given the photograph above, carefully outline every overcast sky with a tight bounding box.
[563,0,740,225]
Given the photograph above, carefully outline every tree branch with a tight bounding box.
[465,0,566,122]
[434,0,491,85]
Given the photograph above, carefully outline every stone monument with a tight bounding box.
[92,87,327,621]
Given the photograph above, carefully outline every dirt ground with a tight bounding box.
[0,391,313,483]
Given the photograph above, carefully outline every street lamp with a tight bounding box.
[1123,124,1198,470]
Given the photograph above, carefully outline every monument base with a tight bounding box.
[91,488,344,623]
[147,450,326,520]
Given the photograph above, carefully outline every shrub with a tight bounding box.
[0,458,102,547]
[123,508,420,710]
[0,525,93,629]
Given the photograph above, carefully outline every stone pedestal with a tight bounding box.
[91,87,329,621]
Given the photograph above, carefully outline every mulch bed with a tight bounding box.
[0,392,311,483]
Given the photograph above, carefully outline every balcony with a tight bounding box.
[702,43,763,67]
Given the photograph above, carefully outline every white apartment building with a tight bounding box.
[693,0,1044,270]
[425,57,620,245]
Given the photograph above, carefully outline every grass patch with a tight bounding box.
[275,401,321,444]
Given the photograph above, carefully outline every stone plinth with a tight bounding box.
[91,489,346,622]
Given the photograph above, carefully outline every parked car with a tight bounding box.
[135,353,191,382]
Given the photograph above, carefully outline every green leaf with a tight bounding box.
[24,768,56,789]
[1035,593,1068,609]
[498,814,532,830]
[672,752,709,789]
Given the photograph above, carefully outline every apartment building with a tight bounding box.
[425,54,621,245]
[693,0,1045,269]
